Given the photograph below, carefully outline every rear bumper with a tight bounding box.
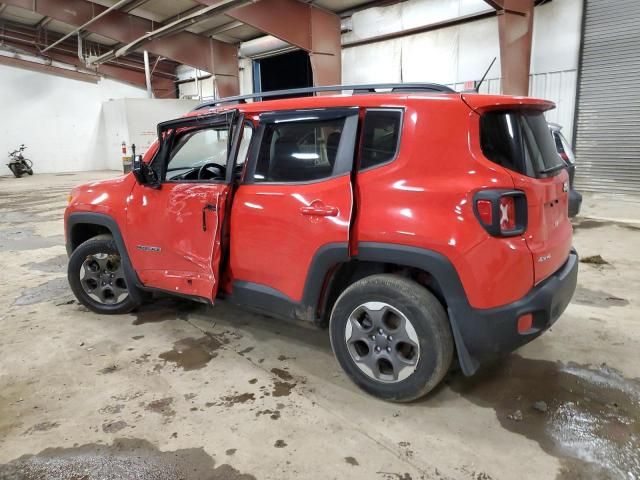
[450,250,579,375]
[568,189,582,217]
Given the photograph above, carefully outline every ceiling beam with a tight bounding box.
[2,0,241,94]
[121,0,153,13]
[0,39,175,96]
[484,0,534,96]
[160,5,207,26]
[200,20,243,37]
[0,20,177,78]
[194,0,342,86]
[0,53,100,83]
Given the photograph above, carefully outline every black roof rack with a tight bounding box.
[194,82,455,110]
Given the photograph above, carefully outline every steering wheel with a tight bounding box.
[197,162,226,180]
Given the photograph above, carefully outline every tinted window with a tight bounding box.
[360,110,402,170]
[253,118,344,182]
[480,111,563,178]
[552,131,565,154]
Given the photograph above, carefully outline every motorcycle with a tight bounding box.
[7,144,33,178]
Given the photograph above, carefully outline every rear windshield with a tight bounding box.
[480,111,563,178]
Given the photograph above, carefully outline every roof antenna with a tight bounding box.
[475,57,497,93]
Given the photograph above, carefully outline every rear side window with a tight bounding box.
[253,118,345,183]
[360,109,402,170]
[480,111,563,178]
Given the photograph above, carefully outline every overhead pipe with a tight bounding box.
[0,21,176,79]
[143,50,153,98]
[112,0,253,60]
[239,35,295,59]
[41,0,132,53]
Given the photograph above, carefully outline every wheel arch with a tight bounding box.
[66,212,143,293]
[311,242,477,375]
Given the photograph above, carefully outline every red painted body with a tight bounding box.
[65,91,573,314]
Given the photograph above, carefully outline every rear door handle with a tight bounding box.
[300,205,339,217]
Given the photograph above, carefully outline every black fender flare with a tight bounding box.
[355,242,478,375]
[66,212,144,301]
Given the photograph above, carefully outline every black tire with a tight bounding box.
[27,168,33,175]
[9,165,22,178]
[329,274,454,402]
[68,236,141,314]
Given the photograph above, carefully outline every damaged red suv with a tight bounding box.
[65,84,578,402]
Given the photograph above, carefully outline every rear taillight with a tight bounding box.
[559,152,570,164]
[499,196,516,232]
[474,190,527,237]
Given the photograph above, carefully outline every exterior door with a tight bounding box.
[229,108,358,304]
[126,112,241,301]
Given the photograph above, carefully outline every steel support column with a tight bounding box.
[195,0,342,86]
[3,0,239,96]
[485,0,534,96]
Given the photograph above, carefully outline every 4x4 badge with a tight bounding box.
[563,181,569,193]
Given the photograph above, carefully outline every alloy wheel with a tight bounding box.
[79,253,129,305]
[344,301,420,383]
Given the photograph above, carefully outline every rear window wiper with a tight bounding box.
[540,164,565,175]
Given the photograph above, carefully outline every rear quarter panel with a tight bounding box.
[356,97,534,309]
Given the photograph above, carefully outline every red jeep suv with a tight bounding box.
[65,83,578,402]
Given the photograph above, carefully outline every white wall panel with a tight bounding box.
[102,98,198,170]
[342,40,402,84]
[531,0,582,74]
[341,0,582,137]
[342,0,490,43]
[0,64,146,173]
[401,27,459,84]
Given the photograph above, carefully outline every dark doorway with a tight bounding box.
[253,50,313,99]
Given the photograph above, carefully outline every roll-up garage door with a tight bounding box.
[574,0,640,193]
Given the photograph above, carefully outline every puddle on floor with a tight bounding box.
[572,285,629,308]
[0,227,64,252]
[572,218,640,233]
[131,298,202,325]
[22,254,68,273]
[13,277,70,306]
[158,335,224,371]
[450,355,640,479]
[0,437,256,480]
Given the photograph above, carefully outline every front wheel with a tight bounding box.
[329,274,454,402]
[68,236,141,314]
[8,164,22,178]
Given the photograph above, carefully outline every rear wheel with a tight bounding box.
[329,274,453,402]
[68,236,141,314]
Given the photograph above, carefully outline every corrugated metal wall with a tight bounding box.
[574,0,640,194]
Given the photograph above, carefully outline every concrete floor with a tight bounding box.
[1,171,639,480]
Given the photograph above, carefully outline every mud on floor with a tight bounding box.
[451,355,640,479]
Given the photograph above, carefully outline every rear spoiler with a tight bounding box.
[461,93,555,114]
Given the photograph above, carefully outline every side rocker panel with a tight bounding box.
[228,242,349,323]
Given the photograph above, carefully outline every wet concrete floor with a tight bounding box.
[2,172,640,480]
[450,356,640,479]
[0,438,256,480]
